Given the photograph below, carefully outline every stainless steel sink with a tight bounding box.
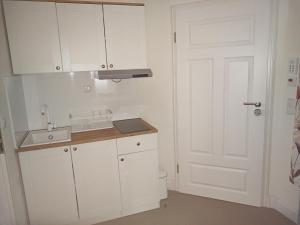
[21,127,71,147]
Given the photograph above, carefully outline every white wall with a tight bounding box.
[0,154,16,225]
[0,0,12,77]
[22,73,146,130]
[139,0,176,189]
[3,76,28,147]
[0,78,29,225]
[269,0,300,222]
[0,1,29,224]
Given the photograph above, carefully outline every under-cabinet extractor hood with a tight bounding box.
[97,69,152,80]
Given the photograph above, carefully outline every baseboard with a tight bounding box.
[167,178,176,190]
[270,196,298,223]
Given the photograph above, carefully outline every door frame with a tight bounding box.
[170,0,279,207]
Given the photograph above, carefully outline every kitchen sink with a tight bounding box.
[21,127,71,147]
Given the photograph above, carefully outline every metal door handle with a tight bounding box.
[243,102,261,107]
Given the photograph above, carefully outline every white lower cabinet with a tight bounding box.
[19,134,159,225]
[118,150,160,215]
[71,140,122,222]
[19,147,78,225]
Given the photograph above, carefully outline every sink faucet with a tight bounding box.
[41,104,56,132]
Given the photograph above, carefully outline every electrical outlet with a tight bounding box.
[287,76,298,87]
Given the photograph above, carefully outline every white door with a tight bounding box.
[118,150,159,216]
[175,0,271,206]
[4,1,62,74]
[103,5,147,70]
[19,147,78,225]
[57,3,107,72]
[71,141,122,221]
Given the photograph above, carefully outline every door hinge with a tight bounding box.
[174,32,177,43]
[177,164,179,173]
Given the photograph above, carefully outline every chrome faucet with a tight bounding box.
[41,104,56,132]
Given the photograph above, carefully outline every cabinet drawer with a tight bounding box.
[117,133,157,155]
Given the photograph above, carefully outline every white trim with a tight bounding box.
[171,3,179,192]
[262,0,279,207]
[167,178,177,191]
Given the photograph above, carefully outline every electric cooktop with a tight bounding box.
[113,118,151,134]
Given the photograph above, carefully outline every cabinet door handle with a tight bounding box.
[64,148,68,152]
[56,66,61,71]
[120,158,124,162]
[137,142,141,146]
[73,147,77,151]
[109,64,114,68]
[101,64,106,69]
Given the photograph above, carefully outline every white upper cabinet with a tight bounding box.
[4,2,148,74]
[4,1,63,74]
[57,3,107,72]
[19,147,78,225]
[71,140,122,221]
[103,5,147,70]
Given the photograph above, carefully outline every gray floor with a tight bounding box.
[96,191,296,225]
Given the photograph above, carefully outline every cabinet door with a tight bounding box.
[103,5,147,70]
[4,1,62,74]
[19,147,78,225]
[71,140,122,221]
[118,150,159,215]
[57,3,107,72]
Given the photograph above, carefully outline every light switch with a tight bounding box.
[288,57,299,75]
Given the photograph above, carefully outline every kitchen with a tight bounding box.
[0,0,299,225]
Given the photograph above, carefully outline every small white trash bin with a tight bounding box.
[159,170,168,200]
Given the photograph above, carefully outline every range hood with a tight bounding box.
[96,69,152,80]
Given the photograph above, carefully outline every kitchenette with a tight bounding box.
[1,1,166,225]
[17,117,161,225]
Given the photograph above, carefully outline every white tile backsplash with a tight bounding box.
[22,72,144,130]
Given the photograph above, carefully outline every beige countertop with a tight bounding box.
[17,119,157,152]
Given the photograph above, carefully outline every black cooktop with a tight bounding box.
[113,118,151,134]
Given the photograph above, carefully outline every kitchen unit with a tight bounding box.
[4,1,147,74]
[18,119,160,225]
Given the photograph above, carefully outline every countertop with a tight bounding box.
[17,119,157,152]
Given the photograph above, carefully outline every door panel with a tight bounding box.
[57,3,107,71]
[224,57,253,158]
[190,59,213,155]
[175,0,271,206]
[4,1,62,74]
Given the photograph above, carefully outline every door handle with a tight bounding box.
[243,102,261,108]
